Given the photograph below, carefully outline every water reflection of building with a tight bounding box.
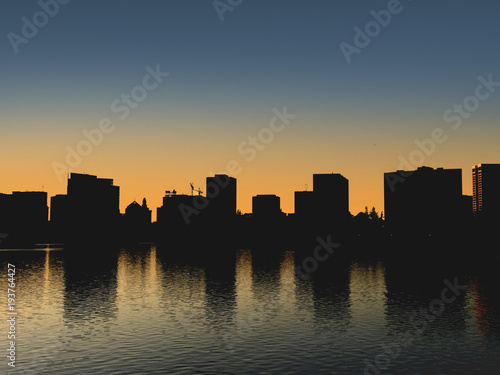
[251,251,282,302]
[154,248,207,343]
[471,275,500,341]
[204,254,237,331]
[384,264,467,339]
[63,250,118,329]
[309,260,351,334]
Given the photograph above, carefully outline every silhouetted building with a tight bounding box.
[205,174,237,220]
[312,173,349,220]
[473,164,500,222]
[248,194,286,245]
[156,175,236,241]
[157,191,196,229]
[203,175,237,239]
[0,191,48,237]
[50,194,69,239]
[124,198,152,240]
[13,191,48,228]
[50,194,69,225]
[0,193,13,232]
[125,198,151,225]
[384,166,466,235]
[291,173,349,238]
[252,194,282,218]
[294,191,315,218]
[0,193,7,232]
[65,173,120,240]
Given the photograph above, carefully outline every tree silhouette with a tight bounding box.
[369,207,379,221]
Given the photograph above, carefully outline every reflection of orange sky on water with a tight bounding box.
[349,262,387,324]
[235,250,253,314]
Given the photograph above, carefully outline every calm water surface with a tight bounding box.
[1,244,499,374]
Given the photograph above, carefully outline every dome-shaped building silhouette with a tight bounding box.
[124,198,152,240]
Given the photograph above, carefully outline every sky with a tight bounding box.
[1,0,500,219]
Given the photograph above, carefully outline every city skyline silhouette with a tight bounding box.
[1,163,499,247]
[2,2,500,374]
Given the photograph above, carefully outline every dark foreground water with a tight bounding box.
[1,244,499,374]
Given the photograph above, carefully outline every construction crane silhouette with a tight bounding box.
[190,183,203,196]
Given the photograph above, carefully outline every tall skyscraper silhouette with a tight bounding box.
[294,191,315,218]
[291,173,349,238]
[50,194,69,227]
[312,173,349,221]
[205,174,237,220]
[472,164,500,222]
[384,166,466,234]
[67,173,119,221]
[51,173,121,241]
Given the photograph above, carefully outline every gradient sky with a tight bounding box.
[2,0,500,219]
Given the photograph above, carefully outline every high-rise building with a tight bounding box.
[312,173,349,221]
[472,164,500,220]
[384,166,464,234]
[294,191,315,218]
[61,173,120,238]
[205,174,237,219]
[50,194,69,224]
[252,194,282,217]
[292,173,349,233]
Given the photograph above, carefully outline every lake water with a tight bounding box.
[1,244,499,374]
